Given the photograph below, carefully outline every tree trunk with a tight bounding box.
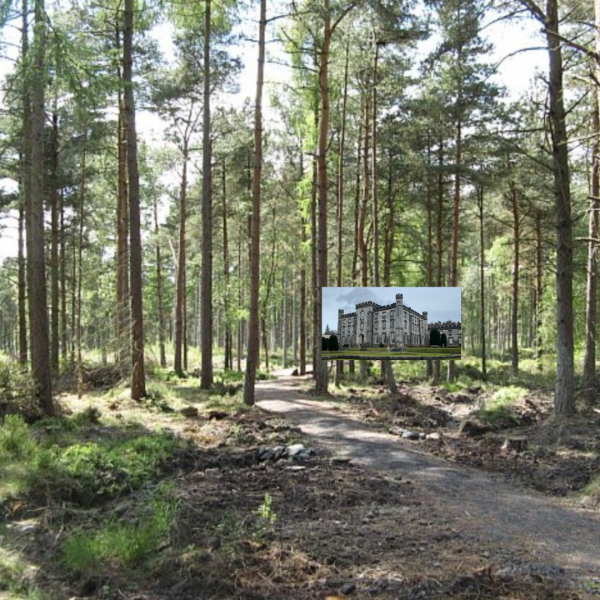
[153,194,167,368]
[425,135,433,379]
[19,0,29,368]
[200,0,214,389]
[372,39,380,287]
[223,160,232,371]
[583,41,600,401]
[311,100,318,379]
[352,130,361,284]
[174,142,189,377]
[335,41,349,385]
[18,164,27,366]
[434,136,444,384]
[123,0,146,400]
[510,181,519,374]
[282,273,288,368]
[116,22,130,374]
[535,213,543,370]
[359,90,370,288]
[76,133,87,399]
[300,216,307,375]
[383,146,394,287]
[243,0,265,404]
[546,0,574,416]
[50,111,60,373]
[448,75,462,383]
[477,187,487,379]
[26,0,53,414]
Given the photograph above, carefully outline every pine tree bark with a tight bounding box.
[153,195,167,368]
[510,181,520,374]
[359,91,370,288]
[18,169,27,366]
[123,0,146,399]
[76,133,87,399]
[19,0,30,367]
[535,212,543,370]
[337,41,349,289]
[477,187,487,379]
[26,0,53,414]
[583,29,600,401]
[116,22,130,374]
[335,41,349,385]
[300,215,307,375]
[50,112,60,373]
[200,0,214,389]
[223,161,232,371]
[174,141,189,377]
[243,0,265,405]
[546,0,574,416]
[372,39,380,287]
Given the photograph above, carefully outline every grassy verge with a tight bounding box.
[0,413,182,507]
[63,483,177,575]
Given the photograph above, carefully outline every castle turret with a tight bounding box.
[338,309,344,344]
[423,311,428,346]
[395,294,404,346]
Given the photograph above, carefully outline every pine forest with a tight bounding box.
[1,0,600,597]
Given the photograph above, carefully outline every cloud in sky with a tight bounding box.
[322,287,461,334]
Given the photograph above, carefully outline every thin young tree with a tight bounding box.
[201,0,214,389]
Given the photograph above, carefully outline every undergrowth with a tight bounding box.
[63,483,177,574]
[0,414,182,506]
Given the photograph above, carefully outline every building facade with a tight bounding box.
[337,294,428,347]
[427,323,462,346]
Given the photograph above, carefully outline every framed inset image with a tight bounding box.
[322,287,461,361]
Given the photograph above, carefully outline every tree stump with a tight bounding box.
[502,436,528,453]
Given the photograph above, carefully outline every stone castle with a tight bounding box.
[337,294,428,346]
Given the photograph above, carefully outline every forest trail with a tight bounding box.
[256,369,600,586]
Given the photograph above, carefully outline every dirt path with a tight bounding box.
[256,370,600,587]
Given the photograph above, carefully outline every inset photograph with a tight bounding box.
[322,287,461,361]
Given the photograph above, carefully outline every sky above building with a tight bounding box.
[322,287,462,334]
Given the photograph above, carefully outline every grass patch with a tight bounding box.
[476,386,527,426]
[63,483,177,574]
[0,415,182,506]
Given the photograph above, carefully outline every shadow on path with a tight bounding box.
[257,370,600,581]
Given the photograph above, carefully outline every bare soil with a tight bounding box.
[2,371,600,599]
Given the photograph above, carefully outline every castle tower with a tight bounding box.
[423,311,428,345]
[337,309,344,344]
[356,301,376,345]
[395,294,404,346]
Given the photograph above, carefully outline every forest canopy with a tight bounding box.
[0,0,598,416]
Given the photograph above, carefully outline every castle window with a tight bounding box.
[390,319,394,328]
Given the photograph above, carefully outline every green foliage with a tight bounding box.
[0,415,37,458]
[440,333,447,348]
[0,356,36,419]
[329,335,339,351]
[0,415,181,506]
[255,492,277,537]
[429,329,441,346]
[63,483,177,574]
[477,386,527,426]
[322,337,329,351]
